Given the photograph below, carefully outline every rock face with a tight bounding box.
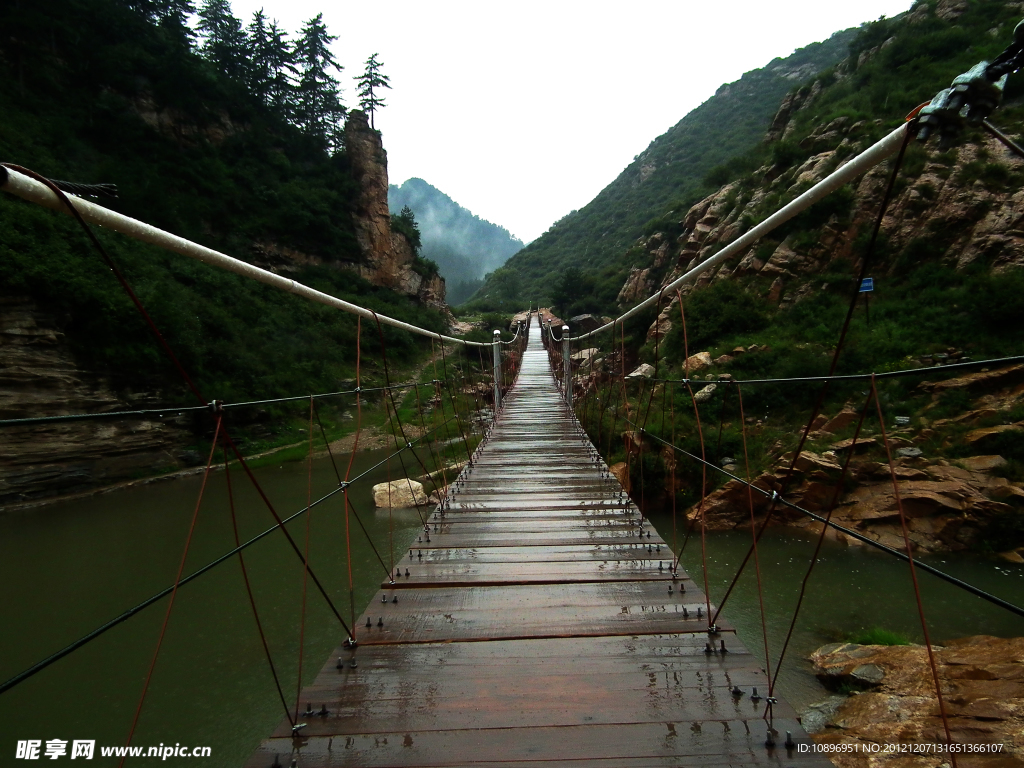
[0,297,191,506]
[808,636,1024,764]
[612,5,1024,337]
[372,479,429,508]
[344,110,449,316]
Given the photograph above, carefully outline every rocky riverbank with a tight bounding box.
[680,363,1024,558]
[805,636,1024,766]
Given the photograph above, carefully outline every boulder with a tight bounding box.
[568,314,602,334]
[609,461,631,493]
[683,351,712,374]
[965,423,1024,449]
[372,479,429,508]
[809,636,1024,759]
[918,364,1024,394]
[693,383,717,403]
[626,363,655,379]
[823,409,859,433]
[570,348,599,362]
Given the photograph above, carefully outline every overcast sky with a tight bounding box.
[227,1,916,243]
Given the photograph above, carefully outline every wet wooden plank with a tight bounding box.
[400,545,679,563]
[247,718,821,768]
[246,318,829,768]
[382,560,691,587]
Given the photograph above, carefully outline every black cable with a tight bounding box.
[49,179,119,199]
[0,381,447,427]
[0,412,459,696]
[645,354,1024,388]
[629,420,1024,620]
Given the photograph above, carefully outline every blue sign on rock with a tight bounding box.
[859,277,874,292]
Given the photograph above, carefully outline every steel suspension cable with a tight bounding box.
[223,447,294,728]
[710,121,915,626]
[0,418,463,696]
[119,416,222,765]
[768,390,875,700]
[735,385,775,728]
[628,421,1024,619]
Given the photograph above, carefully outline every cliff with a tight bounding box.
[0,297,191,505]
[344,111,449,317]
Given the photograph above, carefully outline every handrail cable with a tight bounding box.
[567,121,910,343]
[0,164,492,348]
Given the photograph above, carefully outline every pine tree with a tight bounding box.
[197,0,247,81]
[355,53,391,130]
[123,0,196,45]
[247,10,295,112]
[294,13,345,150]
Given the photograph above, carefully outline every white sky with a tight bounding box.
[227,0,916,243]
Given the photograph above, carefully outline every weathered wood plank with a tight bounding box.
[246,317,828,768]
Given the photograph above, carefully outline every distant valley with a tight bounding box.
[388,178,524,305]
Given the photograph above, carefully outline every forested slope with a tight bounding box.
[0,0,446,404]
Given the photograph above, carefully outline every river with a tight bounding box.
[2,458,1022,765]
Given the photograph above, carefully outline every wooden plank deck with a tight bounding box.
[245,319,830,768]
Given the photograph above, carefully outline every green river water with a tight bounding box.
[1,454,1022,765]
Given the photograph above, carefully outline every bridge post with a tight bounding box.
[562,325,571,407]
[492,329,502,410]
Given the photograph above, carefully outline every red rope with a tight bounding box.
[676,291,712,618]
[871,374,958,763]
[710,120,916,623]
[223,446,293,727]
[768,389,874,695]
[221,427,352,637]
[293,395,315,721]
[736,385,774,725]
[119,416,222,765]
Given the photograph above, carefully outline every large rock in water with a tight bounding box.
[807,636,1024,763]
[373,479,429,508]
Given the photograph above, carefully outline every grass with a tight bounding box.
[845,627,912,646]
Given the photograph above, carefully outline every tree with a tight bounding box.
[489,266,522,306]
[391,205,421,252]
[122,0,196,46]
[247,10,296,112]
[197,0,247,80]
[355,53,391,130]
[294,13,345,150]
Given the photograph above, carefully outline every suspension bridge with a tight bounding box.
[244,318,827,767]
[4,74,1024,761]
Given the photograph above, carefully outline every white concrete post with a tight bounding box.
[492,330,502,410]
[562,325,571,407]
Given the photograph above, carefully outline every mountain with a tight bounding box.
[389,178,524,305]
[0,0,447,502]
[569,0,1024,555]
[469,27,860,310]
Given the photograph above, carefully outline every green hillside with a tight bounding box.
[468,28,858,310]
[0,0,446,405]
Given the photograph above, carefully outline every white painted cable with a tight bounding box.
[571,121,910,341]
[0,166,492,347]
